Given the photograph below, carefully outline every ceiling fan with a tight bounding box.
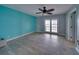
[36,6,55,15]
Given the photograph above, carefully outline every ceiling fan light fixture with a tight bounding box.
[36,6,55,16]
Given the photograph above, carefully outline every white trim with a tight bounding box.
[66,8,77,40]
[68,8,76,14]
[75,47,79,53]
[6,32,34,42]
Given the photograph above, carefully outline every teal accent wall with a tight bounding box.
[0,6,37,40]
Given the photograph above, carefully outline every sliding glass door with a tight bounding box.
[45,19,57,33]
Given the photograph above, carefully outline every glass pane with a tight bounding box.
[46,29,50,32]
[45,25,50,27]
[52,29,57,32]
[45,28,50,32]
[45,20,50,25]
[52,20,57,25]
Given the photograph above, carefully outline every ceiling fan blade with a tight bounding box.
[39,8,43,11]
[47,13,52,15]
[36,12,42,14]
[47,9,54,12]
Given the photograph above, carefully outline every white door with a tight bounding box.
[51,19,58,33]
[45,20,50,32]
[45,19,58,33]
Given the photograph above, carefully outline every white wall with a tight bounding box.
[66,5,77,41]
[65,4,79,52]
[37,14,66,36]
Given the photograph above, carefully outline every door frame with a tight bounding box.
[45,19,58,35]
[69,8,77,44]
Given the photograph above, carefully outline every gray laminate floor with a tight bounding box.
[0,33,78,55]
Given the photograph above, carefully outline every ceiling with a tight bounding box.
[3,4,73,17]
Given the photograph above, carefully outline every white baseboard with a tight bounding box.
[75,47,79,53]
[6,32,34,42]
